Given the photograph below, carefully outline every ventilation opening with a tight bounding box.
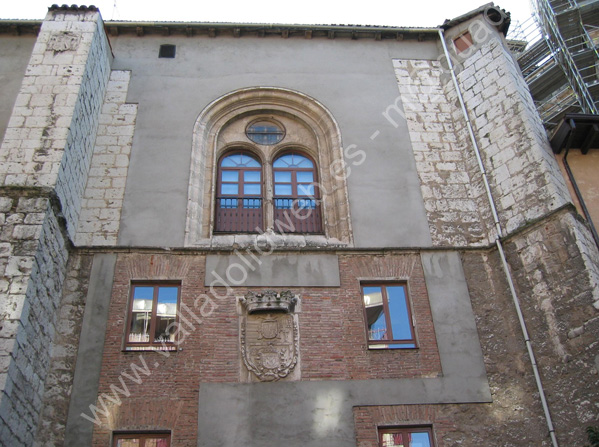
[453,32,473,54]
[159,44,176,58]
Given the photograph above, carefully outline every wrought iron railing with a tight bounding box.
[273,197,322,234]
[215,197,263,233]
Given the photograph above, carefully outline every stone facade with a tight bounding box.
[75,70,136,246]
[0,4,598,447]
[0,7,111,446]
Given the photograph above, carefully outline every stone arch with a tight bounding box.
[185,87,353,246]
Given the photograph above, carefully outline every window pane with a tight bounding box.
[296,171,314,182]
[409,432,431,447]
[154,287,178,344]
[221,184,238,195]
[221,171,238,182]
[241,154,261,167]
[274,153,313,168]
[274,198,292,209]
[290,154,313,168]
[219,197,238,208]
[244,184,261,195]
[387,286,413,341]
[243,198,262,209]
[130,287,153,343]
[364,287,387,341]
[273,154,294,168]
[244,170,261,182]
[297,199,316,209]
[275,184,292,196]
[116,440,139,447]
[381,432,404,447]
[274,171,292,183]
[246,121,284,145]
[221,154,241,167]
[297,184,314,196]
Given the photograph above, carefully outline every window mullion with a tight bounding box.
[382,286,394,341]
[148,286,159,346]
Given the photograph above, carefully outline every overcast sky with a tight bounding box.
[2,1,533,28]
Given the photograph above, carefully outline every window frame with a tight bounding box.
[214,150,264,233]
[378,426,435,447]
[273,151,320,200]
[269,148,324,235]
[124,282,181,352]
[245,118,285,145]
[113,432,171,447]
[361,282,417,350]
[272,150,323,234]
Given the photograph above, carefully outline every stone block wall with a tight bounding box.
[0,192,69,445]
[501,210,599,444]
[0,9,111,238]
[75,70,136,246]
[450,29,571,235]
[34,253,93,447]
[393,59,494,246]
[0,7,111,445]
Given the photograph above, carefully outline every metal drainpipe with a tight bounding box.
[438,28,559,447]
[562,121,599,249]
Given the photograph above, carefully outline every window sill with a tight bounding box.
[367,344,418,350]
[123,345,178,353]
[191,233,351,249]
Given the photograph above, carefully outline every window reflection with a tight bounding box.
[362,283,416,349]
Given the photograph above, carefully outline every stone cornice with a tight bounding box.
[0,18,439,41]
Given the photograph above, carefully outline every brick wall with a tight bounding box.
[89,252,440,445]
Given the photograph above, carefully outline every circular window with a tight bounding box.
[246,120,285,145]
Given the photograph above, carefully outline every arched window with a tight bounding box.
[273,152,322,234]
[187,88,353,246]
[215,152,263,233]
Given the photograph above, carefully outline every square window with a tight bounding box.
[113,432,171,447]
[379,427,434,447]
[362,283,416,349]
[125,283,180,351]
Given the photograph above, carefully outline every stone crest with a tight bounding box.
[239,291,299,381]
[47,32,80,53]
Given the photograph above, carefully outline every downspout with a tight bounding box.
[562,120,599,249]
[438,28,559,447]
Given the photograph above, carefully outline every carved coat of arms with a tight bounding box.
[239,291,299,382]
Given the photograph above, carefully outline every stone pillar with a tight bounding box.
[0,6,111,445]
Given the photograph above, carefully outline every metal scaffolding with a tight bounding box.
[509,0,599,133]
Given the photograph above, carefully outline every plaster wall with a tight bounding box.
[557,149,599,229]
[196,251,489,447]
[0,35,35,144]
[109,35,438,248]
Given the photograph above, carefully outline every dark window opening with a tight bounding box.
[159,44,176,58]
[453,32,473,53]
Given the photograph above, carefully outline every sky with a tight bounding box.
[2,1,533,29]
